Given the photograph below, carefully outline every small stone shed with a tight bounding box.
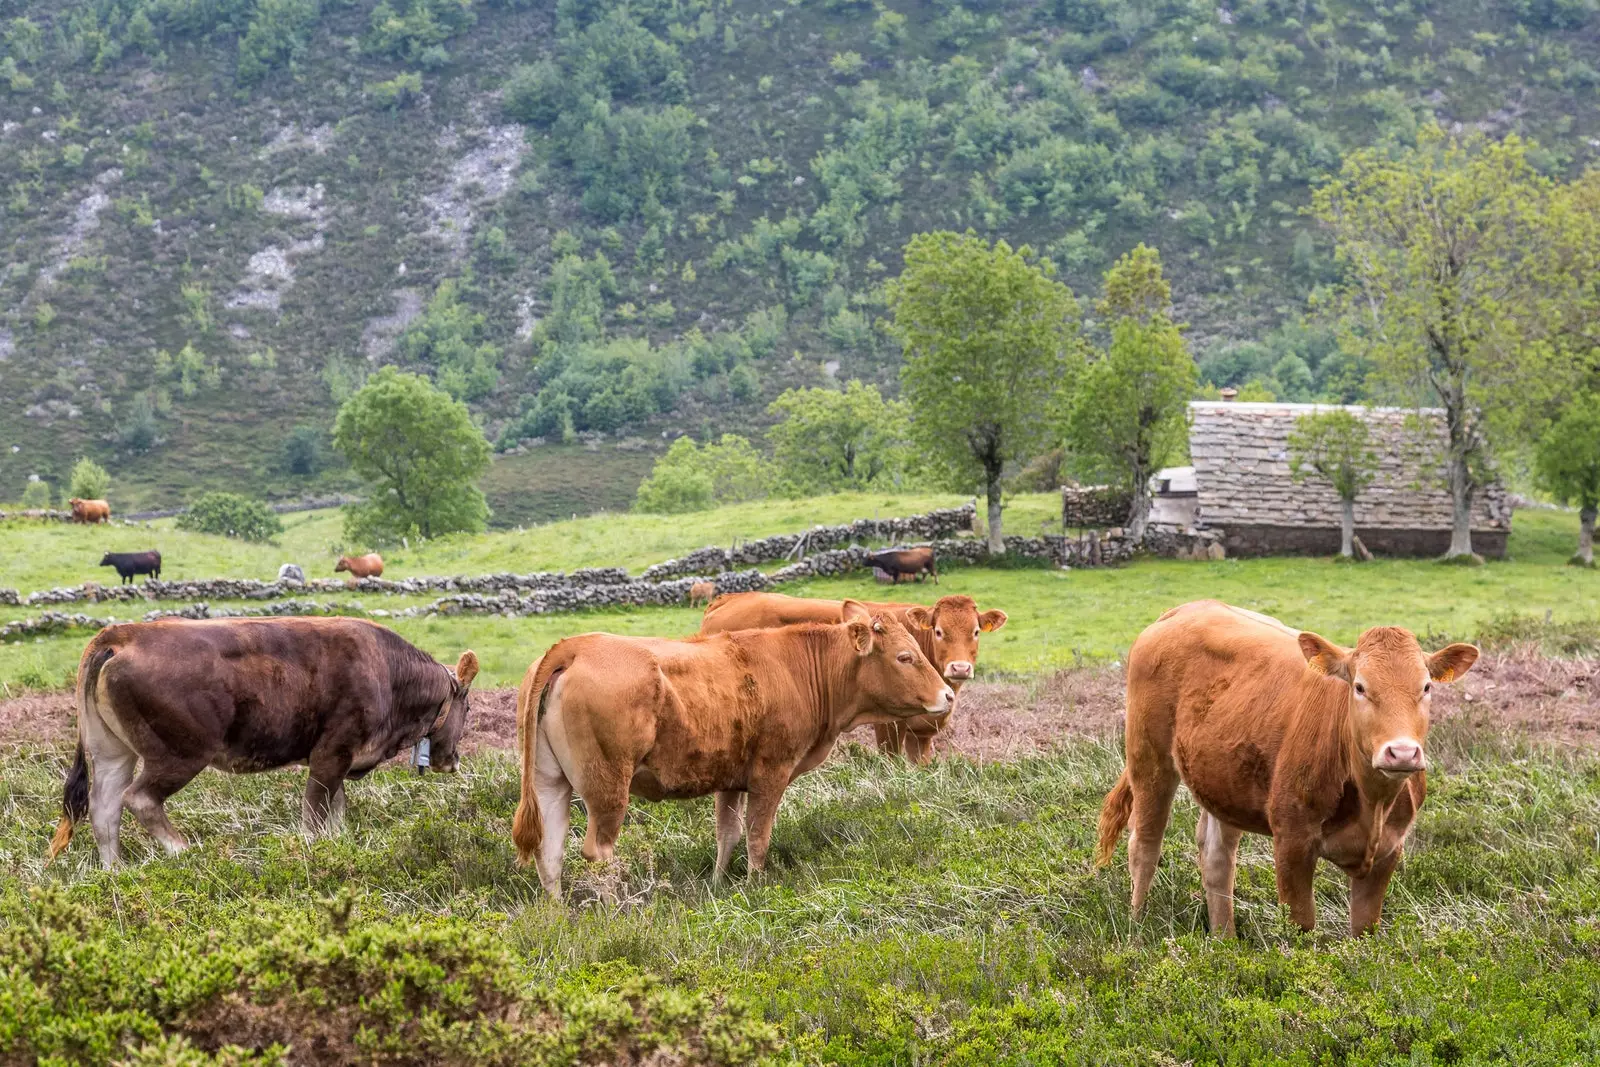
[1180,401,1512,558]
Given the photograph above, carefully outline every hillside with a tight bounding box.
[3,0,1598,517]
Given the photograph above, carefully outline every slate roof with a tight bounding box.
[1187,402,1511,532]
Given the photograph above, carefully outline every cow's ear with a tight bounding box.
[841,599,871,624]
[455,650,480,687]
[903,606,934,630]
[1428,643,1479,683]
[978,609,1008,633]
[1297,631,1351,682]
[846,620,873,655]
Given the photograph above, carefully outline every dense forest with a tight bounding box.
[2,0,1597,520]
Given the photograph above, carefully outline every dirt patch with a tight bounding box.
[6,651,1598,760]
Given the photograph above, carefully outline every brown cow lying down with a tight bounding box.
[699,591,1006,764]
[47,617,477,868]
[1096,600,1479,936]
[335,553,384,578]
[511,601,953,899]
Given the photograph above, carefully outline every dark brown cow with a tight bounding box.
[699,591,1006,763]
[865,546,937,584]
[70,498,111,523]
[511,601,953,898]
[1095,600,1479,936]
[335,553,384,578]
[99,550,161,584]
[46,618,477,868]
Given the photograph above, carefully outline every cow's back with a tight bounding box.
[700,592,841,634]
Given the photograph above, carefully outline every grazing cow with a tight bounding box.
[865,546,937,584]
[699,591,1007,763]
[511,601,953,898]
[46,617,478,868]
[687,580,716,607]
[1095,600,1479,936]
[70,498,111,524]
[334,553,384,579]
[99,550,161,584]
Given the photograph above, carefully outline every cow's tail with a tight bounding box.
[47,644,113,863]
[511,647,573,867]
[1094,769,1134,868]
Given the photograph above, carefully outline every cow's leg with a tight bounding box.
[303,747,353,837]
[534,731,573,900]
[123,758,205,856]
[1348,846,1402,936]
[1127,763,1180,918]
[872,722,904,757]
[327,782,348,834]
[902,729,934,766]
[713,790,745,884]
[579,767,630,864]
[741,777,788,875]
[1195,811,1244,937]
[1271,833,1320,932]
[87,740,138,868]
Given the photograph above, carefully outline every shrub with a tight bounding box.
[367,71,424,108]
[68,457,110,501]
[115,394,159,453]
[20,479,51,509]
[281,427,322,476]
[635,434,770,512]
[177,492,285,542]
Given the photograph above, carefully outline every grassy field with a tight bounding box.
[1,503,1593,694]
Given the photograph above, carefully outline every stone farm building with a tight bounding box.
[1163,401,1512,558]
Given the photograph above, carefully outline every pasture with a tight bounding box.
[3,499,1600,1063]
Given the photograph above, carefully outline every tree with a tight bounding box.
[635,434,771,513]
[1287,409,1379,559]
[177,492,285,543]
[888,232,1081,553]
[333,367,491,544]
[1535,393,1600,567]
[1311,125,1597,559]
[765,380,909,494]
[1065,245,1196,542]
[67,458,110,502]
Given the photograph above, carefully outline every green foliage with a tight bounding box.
[890,231,1080,548]
[154,342,220,398]
[280,426,322,476]
[176,491,285,542]
[1537,393,1600,512]
[366,70,423,108]
[1287,409,1379,503]
[115,393,159,454]
[67,457,111,502]
[635,433,769,512]
[365,0,476,67]
[236,0,320,85]
[397,279,501,400]
[20,478,51,509]
[766,380,909,494]
[333,367,492,543]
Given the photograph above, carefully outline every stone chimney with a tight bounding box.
[1219,387,1238,402]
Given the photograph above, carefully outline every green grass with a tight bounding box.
[6,730,1600,1063]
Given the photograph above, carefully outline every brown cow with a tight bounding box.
[334,553,384,579]
[865,546,937,584]
[70,498,111,523]
[1095,600,1479,936]
[46,617,477,868]
[699,591,1007,763]
[511,601,953,898]
[687,580,716,607]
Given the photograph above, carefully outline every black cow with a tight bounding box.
[865,547,938,584]
[47,617,478,867]
[99,550,161,584]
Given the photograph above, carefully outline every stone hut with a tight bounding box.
[1184,401,1512,558]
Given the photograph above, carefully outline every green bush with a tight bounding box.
[367,71,424,108]
[177,492,285,542]
[20,479,51,509]
[635,434,769,513]
[68,457,111,501]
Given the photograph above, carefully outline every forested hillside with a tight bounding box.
[3,0,1597,518]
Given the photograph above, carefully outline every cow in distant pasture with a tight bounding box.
[70,499,111,524]
[46,617,478,868]
[1095,600,1480,936]
[688,580,716,607]
[512,601,953,898]
[334,553,384,579]
[278,563,306,585]
[865,546,937,584]
[99,550,161,584]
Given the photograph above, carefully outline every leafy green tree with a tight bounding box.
[1287,409,1379,559]
[398,279,500,400]
[281,427,322,476]
[1065,245,1195,542]
[20,479,51,510]
[333,368,491,543]
[889,231,1081,552]
[1535,393,1600,567]
[1311,125,1596,559]
[634,434,770,513]
[67,458,110,502]
[177,492,285,543]
[765,380,908,494]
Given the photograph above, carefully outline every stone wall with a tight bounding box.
[1217,524,1509,559]
[1060,485,1133,529]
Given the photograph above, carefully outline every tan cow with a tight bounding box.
[1096,600,1479,936]
[511,601,953,899]
[69,498,111,524]
[699,591,1006,763]
[687,580,716,607]
[334,553,384,579]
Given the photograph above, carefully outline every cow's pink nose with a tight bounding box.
[1375,740,1424,771]
[944,661,974,680]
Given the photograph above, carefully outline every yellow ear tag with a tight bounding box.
[1307,658,1328,676]
[1436,668,1455,683]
